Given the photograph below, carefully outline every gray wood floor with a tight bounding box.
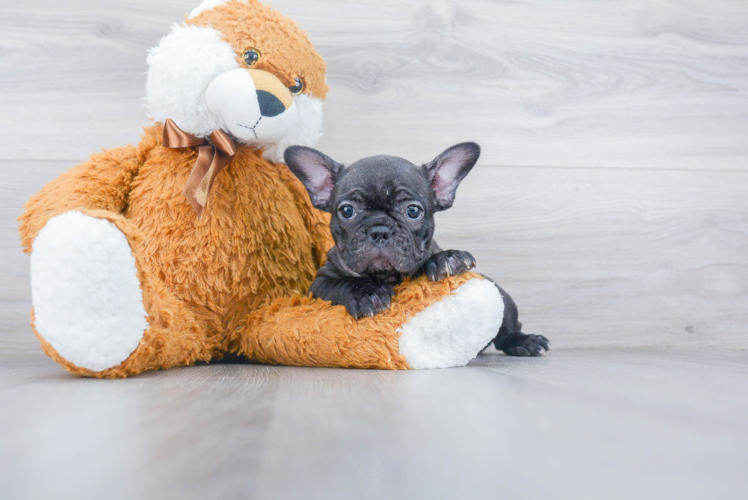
[2,1,748,498]
[2,348,747,500]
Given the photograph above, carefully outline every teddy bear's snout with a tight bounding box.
[248,69,293,117]
[205,66,300,144]
[257,90,285,117]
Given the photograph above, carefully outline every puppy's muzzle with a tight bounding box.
[367,225,391,247]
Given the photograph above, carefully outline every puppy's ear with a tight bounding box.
[424,142,480,211]
[284,146,344,212]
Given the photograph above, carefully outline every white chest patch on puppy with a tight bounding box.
[397,279,503,369]
[30,211,148,372]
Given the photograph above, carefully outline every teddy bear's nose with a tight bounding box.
[248,69,293,117]
[257,90,286,117]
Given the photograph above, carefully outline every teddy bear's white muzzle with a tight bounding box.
[206,68,298,145]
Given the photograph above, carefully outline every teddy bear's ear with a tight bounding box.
[424,142,481,211]
[285,146,344,212]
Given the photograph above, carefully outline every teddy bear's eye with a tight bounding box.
[243,48,261,67]
[289,77,304,95]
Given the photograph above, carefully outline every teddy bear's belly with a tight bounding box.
[126,149,318,317]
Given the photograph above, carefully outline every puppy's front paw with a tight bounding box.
[424,250,476,281]
[501,333,551,357]
[345,282,394,319]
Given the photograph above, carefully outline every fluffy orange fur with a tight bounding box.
[19,122,479,378]
[232,273,481,370]
[187,0,328,99]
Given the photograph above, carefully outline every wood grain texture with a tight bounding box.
[1,0,747,168]
[436,165,748,348]
[1,349,747,499]
[1,0,747,349]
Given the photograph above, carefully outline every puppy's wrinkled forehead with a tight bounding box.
[336,155,430,206]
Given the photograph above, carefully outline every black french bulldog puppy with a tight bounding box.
[284,143,550,356]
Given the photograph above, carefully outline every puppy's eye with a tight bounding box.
[406,205,423,220]
[289,77,304,95]
[338,204,356,220]
[243,48,261,67]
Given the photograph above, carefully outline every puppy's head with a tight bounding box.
[285,143,480,278]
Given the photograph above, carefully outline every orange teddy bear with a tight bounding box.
[18,0,504,378]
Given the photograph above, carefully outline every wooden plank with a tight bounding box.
[1,349,747,499]
[435,165,748,348]
[1,0,747,169]
[0,302,36,359]
[0,160,64,303]
[3,160,747,348]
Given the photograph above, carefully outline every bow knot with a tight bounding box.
[162,118,237,217]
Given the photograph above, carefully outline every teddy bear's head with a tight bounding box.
[146,0,328,162]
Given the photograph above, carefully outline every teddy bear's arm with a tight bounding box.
[305,206,335,268]
[276,163,335,268]
[19,146,143,253]
[232,272,504,370]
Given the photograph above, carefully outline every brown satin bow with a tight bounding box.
[162,118,237,218]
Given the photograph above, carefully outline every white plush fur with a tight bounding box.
[188,0,232,19]
[145,23,325,164]
[146,25,240,139]
[30,212,149,372]
[262,94,324,163]
[398,279,503,369]
[206,68,299,145]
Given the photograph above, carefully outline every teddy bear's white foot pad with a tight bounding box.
[30,211,148,372]
[398,279,503,369]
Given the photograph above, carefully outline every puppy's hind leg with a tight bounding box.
[480,275,551,357]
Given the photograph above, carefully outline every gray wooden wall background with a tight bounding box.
[1,0,747,355]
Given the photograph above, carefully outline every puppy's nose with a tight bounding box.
[368,225,391,246]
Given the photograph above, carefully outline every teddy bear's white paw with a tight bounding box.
[30,211,148,372]
[397,279,503,369]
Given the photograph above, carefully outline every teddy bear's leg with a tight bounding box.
[30,210,219,378]
[231,273,502,370]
